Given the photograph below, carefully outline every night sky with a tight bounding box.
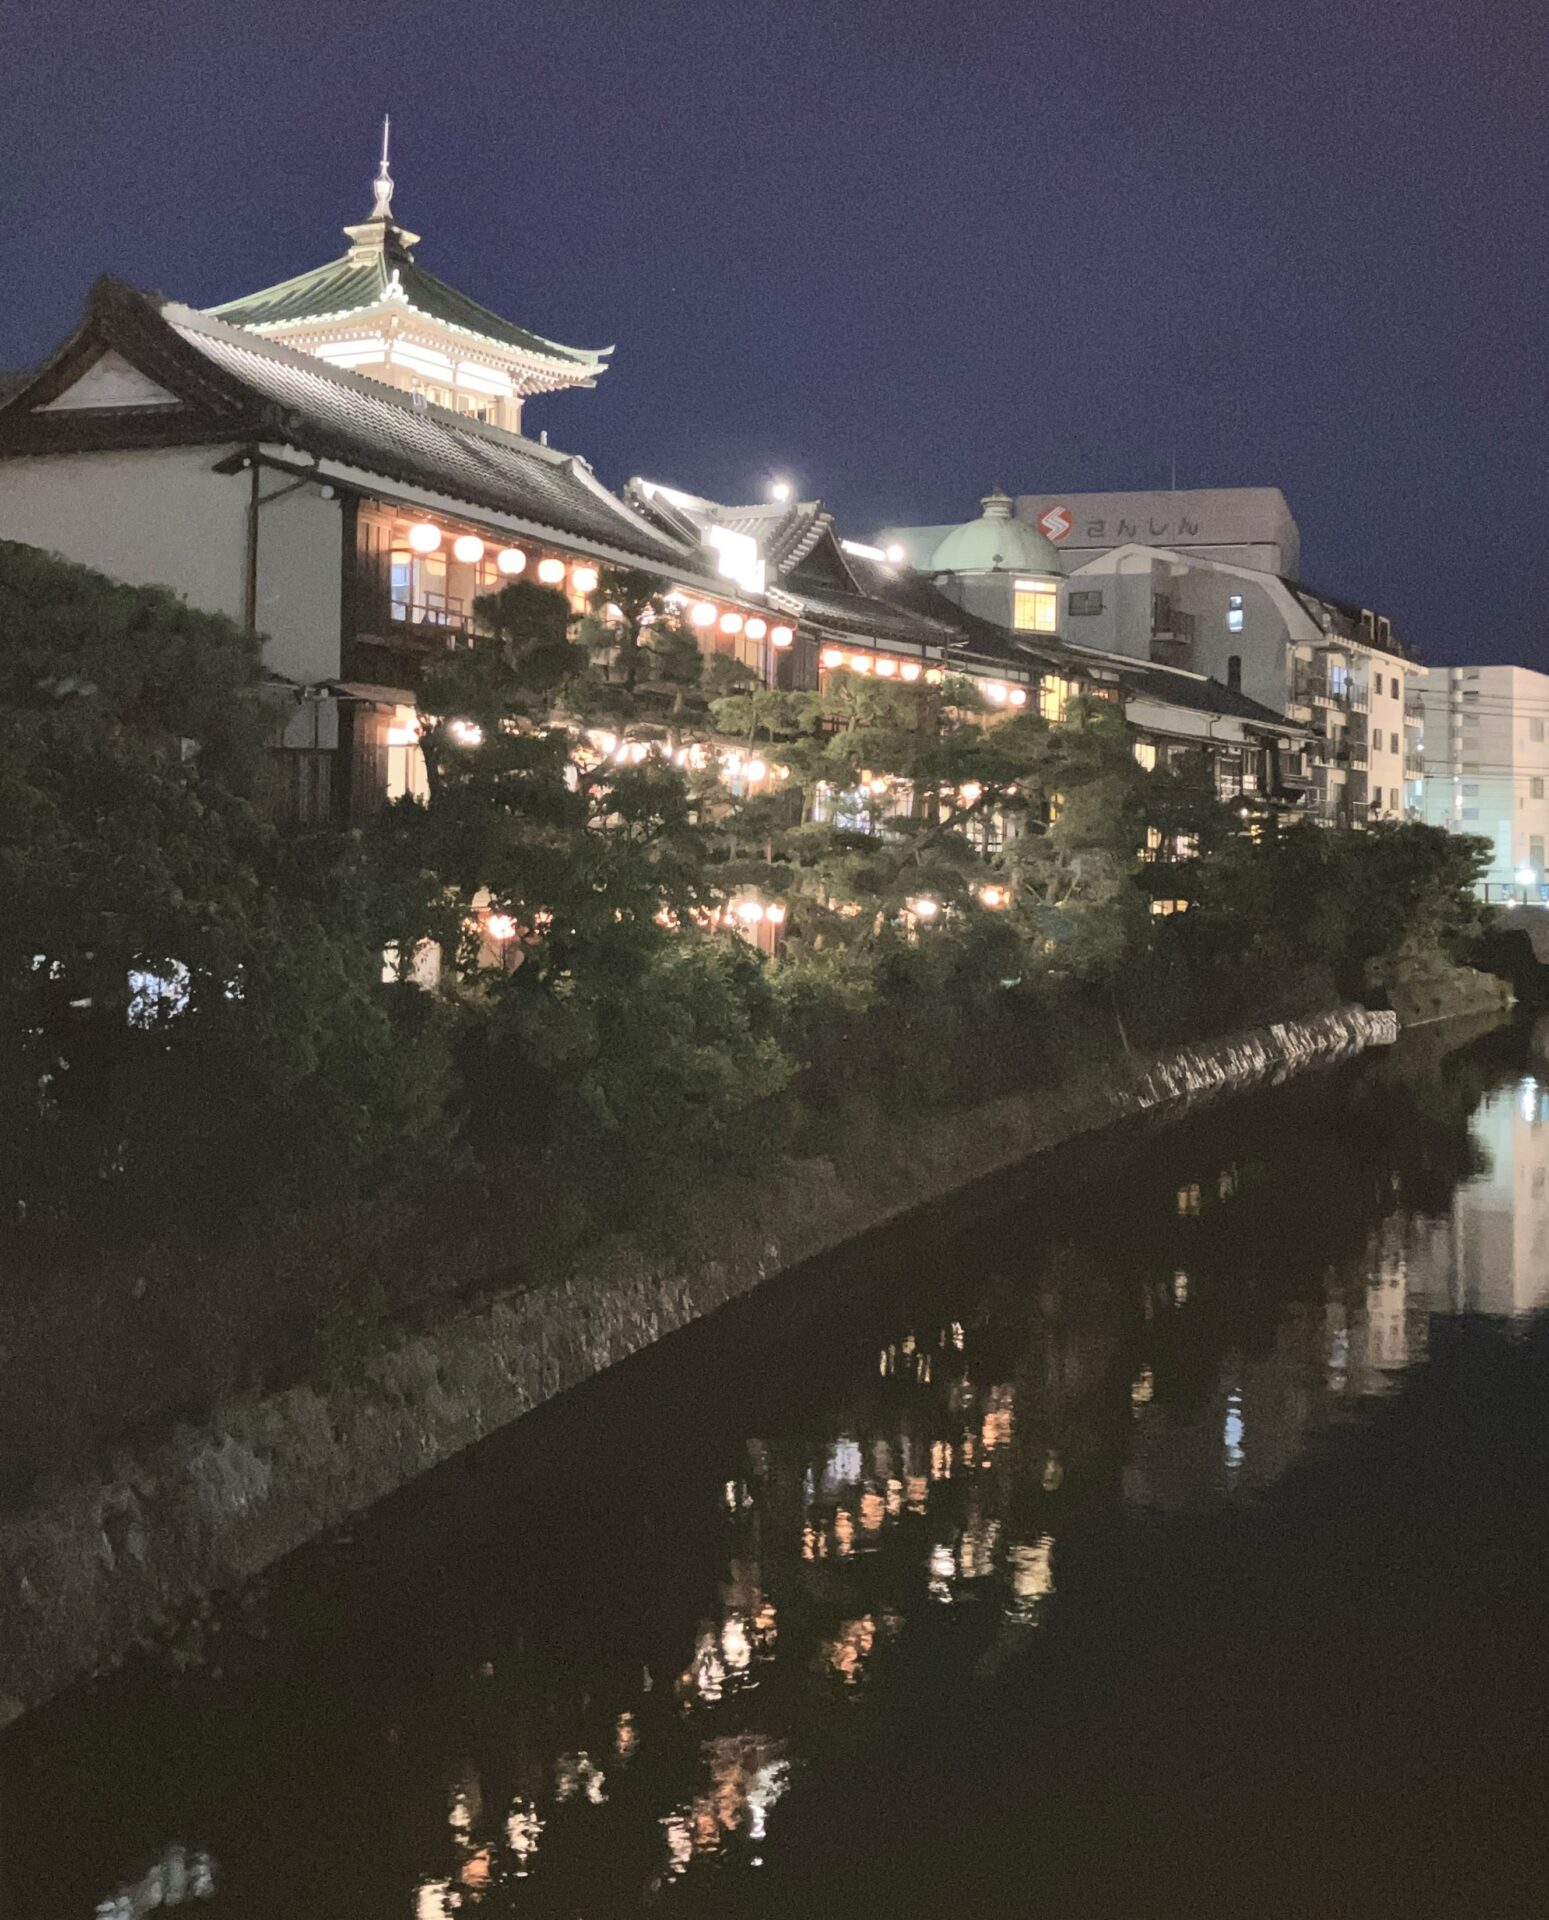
[7,0,1545,665]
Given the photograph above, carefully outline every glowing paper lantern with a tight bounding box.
[745,617,768,641]
[537,557,567,585]
[690,602,718,628]
[720,611,744,635]
[407,521,442,554]
[452,534,485,564]
[571,565,599,593]
[496,547,526,575]
[821,646,845,669]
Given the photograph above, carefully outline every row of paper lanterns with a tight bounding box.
[403,520,793,645]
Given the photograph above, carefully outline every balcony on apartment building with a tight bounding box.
[1149,598,1196,671]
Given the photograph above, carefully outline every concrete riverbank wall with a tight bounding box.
[0,1005,1402,1725]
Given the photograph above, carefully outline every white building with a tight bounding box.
[1053,544,1421,828]
[1415,664,1549,898]
[1014,486,1300,576]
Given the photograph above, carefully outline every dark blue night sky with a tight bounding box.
[6,0,1545,664]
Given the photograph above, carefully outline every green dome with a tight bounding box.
[930,490,1061,576]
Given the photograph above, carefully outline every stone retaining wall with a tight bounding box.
[0,1005,1399,1726]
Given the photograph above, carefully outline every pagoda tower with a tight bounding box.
[206,119,609,433]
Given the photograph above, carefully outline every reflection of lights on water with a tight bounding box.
[721,1614,753,1673]
[660,1740,791,1877]
[1224,1389,1245,1477]
[416,1880,456,1920]
[821,1436,863,1496]
[928,1541,957,1600]
[824,1614,876,1683]
[1131,1366,1155,1408]
[505,1799,544,1869]
[1173,1269,1190,1306]
[615,1712,639,1761]
[1328,1323,1350,1389]
[1041,1450,1064,1491]
[1007,1534,1056,1624]
[555,1752,607,1804]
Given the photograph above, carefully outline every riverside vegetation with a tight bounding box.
[0,541,1493,1477]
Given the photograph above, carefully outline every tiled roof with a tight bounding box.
[0,280,688,572]
[1090,655,1305,731]
[207,222,606,373]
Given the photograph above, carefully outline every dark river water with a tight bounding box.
[6,1019,1549,1920]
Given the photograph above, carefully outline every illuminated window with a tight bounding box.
[1013,578,1059,633]
[1227,594,1244,634]
[1038,676,1073,722]
[1133,740,1158,771]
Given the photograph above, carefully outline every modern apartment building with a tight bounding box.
[1415,665,1549,897]
[1055,544,1420,827]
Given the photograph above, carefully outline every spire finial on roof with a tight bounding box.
[370,114,394,221]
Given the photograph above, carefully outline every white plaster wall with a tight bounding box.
[252,481,344,683]
[0,447,249,623]
[0,447,344,684]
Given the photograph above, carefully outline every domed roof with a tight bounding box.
[930,490,1061,576]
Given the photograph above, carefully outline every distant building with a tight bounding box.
[1014,487,1300,576]
[206,120,608,434]
[1414,664,1549,897]
[881,490,1065,640]
[1055,544,1419,828]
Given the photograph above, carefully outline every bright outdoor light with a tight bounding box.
[985,682,1008,703]
[765,902,788,925]
[874,657,897,677]
[736,899,766,924]
[407,521,442,554]
[720,611,744,635]
[496,547,526,575]
[821,646,845,668]
[849,653,872,673]
[744,758,768,781]
[1517,866,1538,886]
[925,669,944,686]
[537,557,567,585]
[769,480,792,503]
[571,565,600,594]
[690,601,718,628]
[980,885,1007,909]
[900,662,921,682]
[485,913,518,943]
[885,543,906,563]
[452,534,485,564]
[909,897,940,921]
[770,625,794,649]
[447,719,484,748]
[1008,687,1028,707]
[745,617,768,640]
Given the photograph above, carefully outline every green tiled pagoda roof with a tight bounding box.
[208,226,607,372]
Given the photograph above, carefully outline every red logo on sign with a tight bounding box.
[1038,505,1073,543]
